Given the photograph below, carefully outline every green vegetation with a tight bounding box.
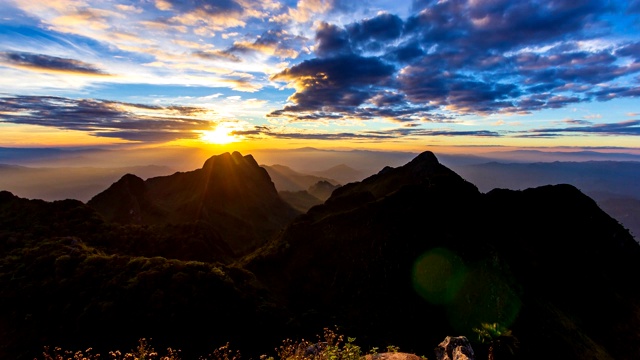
[473,323,519,360]
[37,328,391,360]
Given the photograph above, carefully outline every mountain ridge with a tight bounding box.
[1,150,638,360]
[88,151,299,255]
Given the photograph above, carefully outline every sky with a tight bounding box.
[0,0,639,154]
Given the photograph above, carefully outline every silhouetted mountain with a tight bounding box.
[307,180,340,201]
[0,164,174,202]
[89,152,299,255]
[451,161,640,240]
[310,164,367,185]
[262,164,339,191]
[247,151,640,360]
[278,181,341,213]
[278,190,323,213]
[2,151,639,360]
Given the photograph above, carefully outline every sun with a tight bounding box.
[200,124,238,144]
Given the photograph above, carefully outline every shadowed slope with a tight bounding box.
[247,151,640,360]
[89,152,299,255]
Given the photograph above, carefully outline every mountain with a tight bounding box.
[310,164,368,185]
[278,190,323,213]
[278,180,342,213]
[450,161,640,240]
[1,151,639,360]
[246,151,640,360]
[307,180,340,201]
[0,164,174,202]
[0,191,288,359]
[262,164,339,191]
[88,152,299,255]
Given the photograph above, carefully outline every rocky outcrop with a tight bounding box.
[434,336,474,360]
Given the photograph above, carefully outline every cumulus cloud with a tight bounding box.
[268,0,640,122]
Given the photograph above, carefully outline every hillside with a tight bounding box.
[88,152,300,255]
[451,161,640,240]
[246,151,640,360]
[0,151,638,360]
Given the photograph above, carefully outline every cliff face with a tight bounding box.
[247,151,640,360]
[88,151,299,255]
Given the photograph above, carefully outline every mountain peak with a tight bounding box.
[409,150,439,165]
[325,151,477,207]
[89,151,299,255]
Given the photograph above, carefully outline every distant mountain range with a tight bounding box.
[262,164,339,192]
[0,151,638,360]
[450,161,640,240]
[0,164,174,202]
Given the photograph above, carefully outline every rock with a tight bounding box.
[434,336,474,360]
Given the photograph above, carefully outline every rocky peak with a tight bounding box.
[317,151,478,215]
[88,152,298,256]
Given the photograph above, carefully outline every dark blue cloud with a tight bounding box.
[616,41,640,60]
[314,22,352,57]
[268,0,637,121]
[160,0,243,15]
[525,120,640,136]
[234,125,500,141]
[590,85,640,101]
[347,13,404,53]
[0,52,109,75]
[270,54,395,116]
[383,41,425,63]
[0,96,211,142]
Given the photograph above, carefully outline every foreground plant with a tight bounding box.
[39,328,405,360]
[472,323,519,360]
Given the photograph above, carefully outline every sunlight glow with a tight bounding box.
[199,124,239,144]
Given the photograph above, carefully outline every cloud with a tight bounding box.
[227,29,308,59]
[192,50,242,63]
[235,124,500,141]
[0,52,110,76]
[273,0,336,23]
[314,22,352,57]
[589,86,640,101]
[561,119,594,125]
[525,120,640,137]
[268,0,640,121]
[0,95,217,142]
[270,54,395,117]
[347,12,404,53]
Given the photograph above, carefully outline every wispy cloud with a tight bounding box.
[0,51,110,76]
[524,120,640,137]
[0,95,218,142]
[234,124,501,141]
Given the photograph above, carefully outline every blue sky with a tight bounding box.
[0,0,639,151]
